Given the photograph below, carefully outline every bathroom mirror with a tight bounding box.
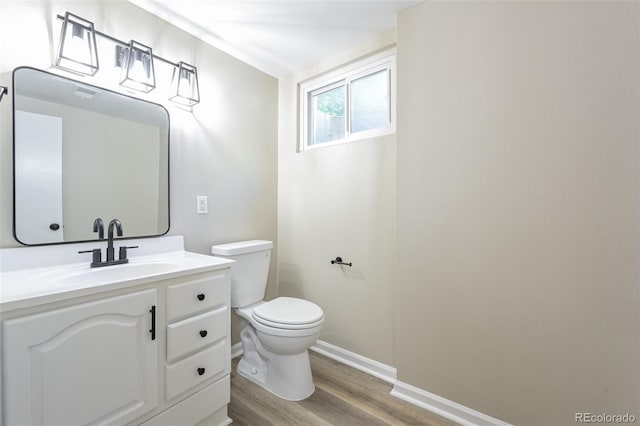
[13,67,170,245]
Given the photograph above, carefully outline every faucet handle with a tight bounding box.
[79,248,102,265]
[118,245,139,261]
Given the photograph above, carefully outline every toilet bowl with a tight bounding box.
[211,240,324,401]
[236,297,324,400]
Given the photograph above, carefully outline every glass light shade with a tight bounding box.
[119,40,156,93]
[55,12,99,76]
[169,62,200,106]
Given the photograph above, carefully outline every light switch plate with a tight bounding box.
[196,195,208,214]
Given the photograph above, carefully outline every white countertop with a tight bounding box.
[0,236,234,313]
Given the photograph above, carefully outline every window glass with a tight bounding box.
[311,84,345,145]
[350,69,389,134]
[300,49,395,150]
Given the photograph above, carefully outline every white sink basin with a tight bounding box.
[0,240,235,312]
[30,260,181,286]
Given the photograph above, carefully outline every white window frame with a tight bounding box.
[299,48,396,151]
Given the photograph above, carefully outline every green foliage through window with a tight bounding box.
[315,85,345,117]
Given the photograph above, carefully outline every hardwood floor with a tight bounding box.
[228,351,458,426]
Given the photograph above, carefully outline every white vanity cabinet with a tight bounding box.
[3,289,158,425]
[0,256,232,426]
[162,270,231,407]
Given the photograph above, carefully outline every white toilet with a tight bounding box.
[211,240,324,401]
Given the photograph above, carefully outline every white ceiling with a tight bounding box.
[127,0,420,78]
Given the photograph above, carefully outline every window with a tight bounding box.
[300,50,395,150]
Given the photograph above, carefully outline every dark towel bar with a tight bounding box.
[331,257,352,267]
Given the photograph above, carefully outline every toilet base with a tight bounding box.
[238,324,315,401]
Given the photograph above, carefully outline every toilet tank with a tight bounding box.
[211,240,273,308]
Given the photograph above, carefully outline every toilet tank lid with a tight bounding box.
[211,240,273,256]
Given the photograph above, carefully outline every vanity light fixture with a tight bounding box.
[169,62,200,106]
[118,41,156,93]
[55,12,99,76]
[54,12,201,105]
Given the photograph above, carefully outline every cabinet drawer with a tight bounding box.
[166,271,228,321]
[142,375,230,426]
[166,306,227,362]
[165,341,228,401]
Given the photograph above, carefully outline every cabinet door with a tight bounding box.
[2,289,158,425]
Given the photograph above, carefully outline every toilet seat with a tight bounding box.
[252,297,324,330]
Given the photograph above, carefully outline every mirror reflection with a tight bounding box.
[13,67,170,245]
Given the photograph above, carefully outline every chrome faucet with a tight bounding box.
[106,219,123,262]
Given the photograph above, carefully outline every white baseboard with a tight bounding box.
[230,342,243,359]
[232,338,510,426]
[391,380,512,426]
[310,339,397,384]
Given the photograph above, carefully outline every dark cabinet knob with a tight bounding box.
[196,293,205,301]
[49,223,60,231]
[197,367,206,376]
[199,330,208,338]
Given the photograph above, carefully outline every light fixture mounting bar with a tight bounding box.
[55,14,179,68]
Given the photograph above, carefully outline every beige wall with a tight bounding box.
[0,0,278,343]
[395,2,639,425]
[278,31,397,364]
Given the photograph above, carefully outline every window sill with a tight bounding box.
[300,126,395,152]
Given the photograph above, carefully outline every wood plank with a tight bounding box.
[228,352,458,426]
[229,362,331,426]
[309,353,457,426]
[297,386,389,426]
